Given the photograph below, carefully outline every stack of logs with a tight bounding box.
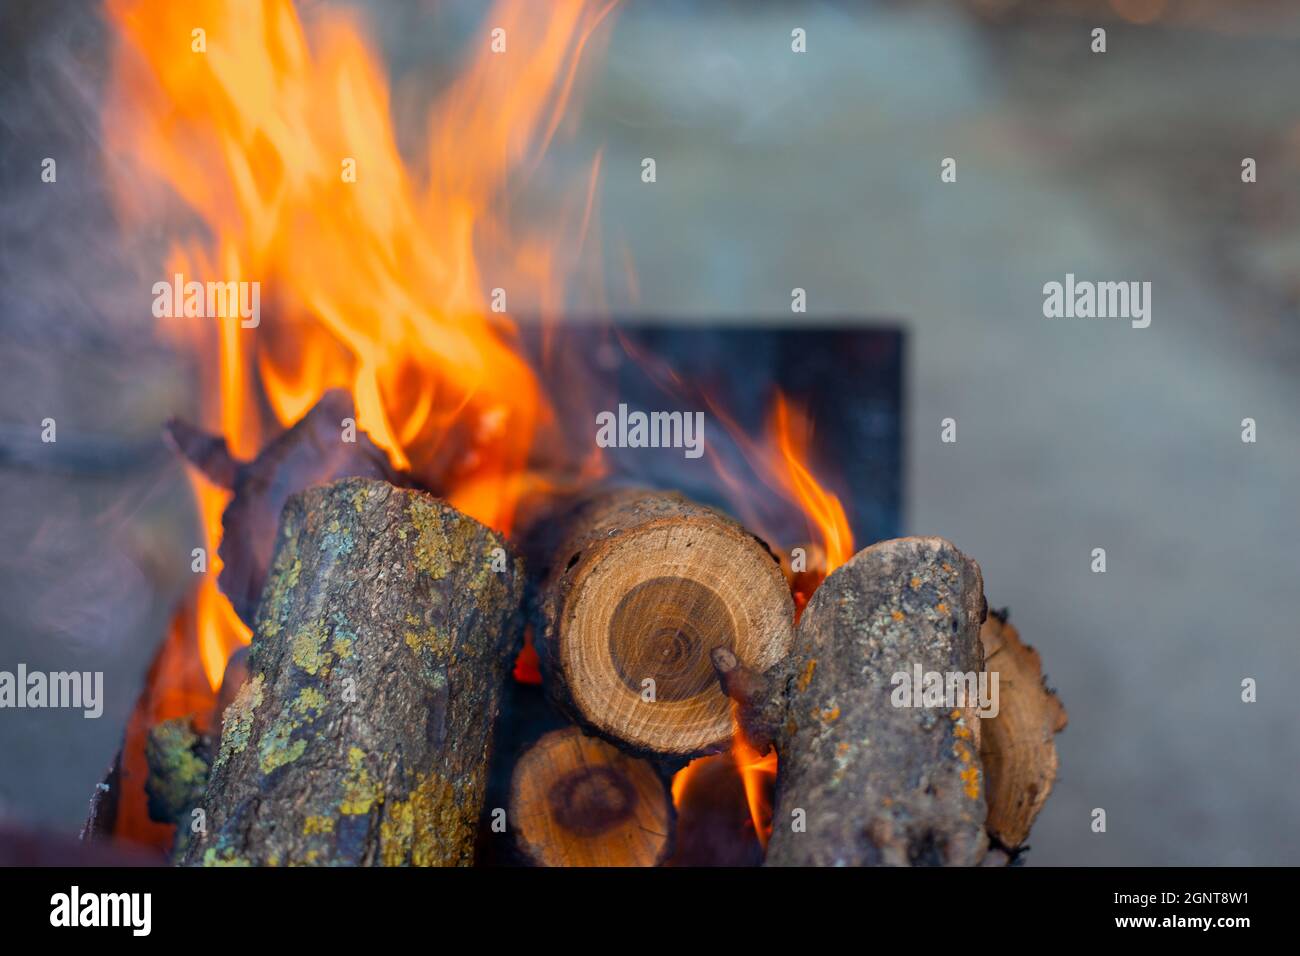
[136,391,1066,867]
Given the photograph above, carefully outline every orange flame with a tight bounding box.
[105,0,616,694]
[191,478,253,690]
[703,389,854,595]
[732,730,778,848]
[108,0,614,532]
[670,711,778,851]
[768,392,854,577]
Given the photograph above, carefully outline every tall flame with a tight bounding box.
[768,393,854,576]
[105,0,616,693]
[107,0,613,529]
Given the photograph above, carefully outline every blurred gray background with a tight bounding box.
[2,0,1298,864]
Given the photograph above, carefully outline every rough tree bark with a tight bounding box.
[182,477,523,866]
[715,536,990,866]
[509,726,672,867]
[531,489,794,760]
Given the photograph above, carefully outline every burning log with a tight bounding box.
[164,389,404,628]
[715,536,991,866]
[667,751,765,867]
[182,477,524,866]
[532,490,794,760]
[979,609,1067,850]
[509,726,672,867]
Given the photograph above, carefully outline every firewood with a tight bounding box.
[509,726,672,867]
[532,489,794,760]
[666,751,764,866]
[979,609,1067,850]
[164,389,405,628]
[715,536,990,866]
[181,477,524,866]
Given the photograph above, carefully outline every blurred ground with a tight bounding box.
[2,1,1298,863]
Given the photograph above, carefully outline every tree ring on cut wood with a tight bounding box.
[510,727,672,866]
[608,576,733,701]
[547,766,636,835]
[555,498,793,757]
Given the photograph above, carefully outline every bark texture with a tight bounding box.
[532,489,794,759]
[720,536,990,866]
[182,477,523,866]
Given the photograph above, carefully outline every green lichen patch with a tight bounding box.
[144,718,210,822]
[258,719,307,775]
[202,846,251,867]
[408,497,480,580]
[291,619,333,676]
[213,673,264,772]
[303,815,336,836]
[292,686,327,720]
[319,519,354,558]
[339,747,382,815]
[404,626,451,658]
[379,772,460,866]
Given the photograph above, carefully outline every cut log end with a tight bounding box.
[538,490,794,758]
[509,727,672,867]
[979,609,1068,850]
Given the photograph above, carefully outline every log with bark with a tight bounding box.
[165,389,404,628]
[530,489,794,761]
[978,608,1067,851]
[509,726,672,867]
[182,477,523,866]
[715,536,991,866]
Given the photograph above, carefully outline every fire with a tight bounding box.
[768,393,854,578]
[108,0,614,534]
[102,0,849,859]
[670,711,778,851]
[701,389,853,602]
[105,0,615,690]
[732,730,779,848]
[102,0,614,847]
[191,478,252,690]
